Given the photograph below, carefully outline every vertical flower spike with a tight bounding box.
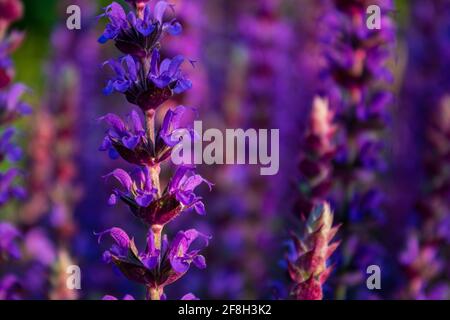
[317,0,395,299]
[398,97,450,300]
[97,0,211,300]
[394,1,450,300]
[288,202,340,300]
[295,97,336,218]
[0,1,28,208]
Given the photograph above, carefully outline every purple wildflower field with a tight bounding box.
[0,0,449,302]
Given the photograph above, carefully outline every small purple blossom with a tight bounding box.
[99,110,149,164]
[149,50,192,95]
[0,274,22,300]
[98,1,182,57]
[0,168,25,206]
[0,83,31,124]
[100,105,197,165]
[102,53,191,111]
[0,127,21,162]
[105,165,211,226]
[97,227,210,289]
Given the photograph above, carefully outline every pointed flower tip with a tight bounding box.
[288,202,341,300]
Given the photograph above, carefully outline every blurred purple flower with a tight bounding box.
[103,294,135,300]
[0,274,22,300]
[0,168,25,206]
[0,83,31,124]
[0,127,21,161]
[0,222,21,261]
[0,0,23,24]
[0,31,24,90]
[24,228,56,267]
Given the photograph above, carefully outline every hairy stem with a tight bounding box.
[151,224,163,251]
[136,2,145,19]
[150,164,162,198]
[147,286,164,301]
[145,109,156,156]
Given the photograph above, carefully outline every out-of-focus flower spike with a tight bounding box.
[288,202,340,300]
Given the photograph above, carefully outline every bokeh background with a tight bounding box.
[0,0,449,299]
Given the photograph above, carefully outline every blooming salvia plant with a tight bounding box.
[97,0,211,300]
[288,202,340,300]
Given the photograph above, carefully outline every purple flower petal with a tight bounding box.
[95,227,131,250]
[104,168,133,192]
[181,293,199,300]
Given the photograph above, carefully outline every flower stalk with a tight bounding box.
[97,0,210,300]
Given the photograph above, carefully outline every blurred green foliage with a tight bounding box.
[13,0,58,97]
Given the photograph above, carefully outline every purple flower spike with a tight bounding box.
[97,0,210,300]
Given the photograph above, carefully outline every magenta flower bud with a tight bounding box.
[288,202,340,300]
